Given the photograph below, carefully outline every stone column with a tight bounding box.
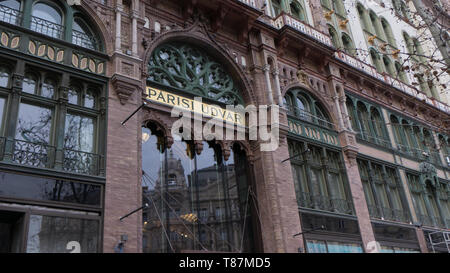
[115,2,123,52]
[263,64,274,104]
[341,143,378,253]
[272,68,283,105]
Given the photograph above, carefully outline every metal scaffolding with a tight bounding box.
[428,231,450,253]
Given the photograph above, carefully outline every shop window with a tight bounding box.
[141,125,255,253]
[26,215,99,253]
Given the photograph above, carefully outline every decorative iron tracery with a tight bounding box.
[147,42,244,106]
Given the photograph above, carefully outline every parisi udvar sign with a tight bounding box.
[145,87,246,126]
[288,118,340,147]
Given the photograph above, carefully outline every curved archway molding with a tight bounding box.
[141,16,257,106]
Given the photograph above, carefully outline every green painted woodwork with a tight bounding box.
[147,42,244,106]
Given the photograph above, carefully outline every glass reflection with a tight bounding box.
[64,113,94,152]
[16,103,52,143]
[142,126,254,253]
[26,215,98,253]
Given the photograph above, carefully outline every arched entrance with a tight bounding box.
[141,41,259,253]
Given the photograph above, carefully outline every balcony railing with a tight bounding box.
[0,4,21,26]
[286,104,335,130]
[356,130,392,148]
[63,148,100,176]
[72,29,98,51]
[30,15,65,40]
[335,50,450,115]
[297,191,354,215]
[237,0,257,8]
[368,205,410,223]
[13,139,56,168]
[417,214,447,228]
[0,138,103,176]
[396,144,442,166]
[271,12,333,48]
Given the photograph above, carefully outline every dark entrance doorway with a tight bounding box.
[0,210,26,253]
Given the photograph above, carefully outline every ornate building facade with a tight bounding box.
[0,0,449,253]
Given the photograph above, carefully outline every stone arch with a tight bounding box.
[79,1,114,54]
[141,21,257,106]
[282,84,338,127]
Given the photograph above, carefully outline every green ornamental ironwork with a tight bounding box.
[147,42,244,105]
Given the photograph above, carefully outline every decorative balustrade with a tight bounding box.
[63,148,100,176]
[0,138,103,176]
[395,144,442,166]
[297,191,354,215]
[0,4,21,26]
[335,50,450,115]
[237,0,257,8]
[72,29,98,51]
[286,104,335,130]
[270,12,333,48]
[30,15,65,40]
[356,130,391,148]
[13,139,55,168]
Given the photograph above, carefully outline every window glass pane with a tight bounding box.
[32,3,61,24]
[84,90,95,108]
[307,240,327,253]
[16,103,52,143]
[380,246,395,253]
[68,87,78,105]
[327,241,363,253]
[0,67,9,87]
[0,97,5,129]
[0,171,101,206]
[41,79,55,99]
[26,215,99,253]
[23,74,37,94]
[64,113,94,152]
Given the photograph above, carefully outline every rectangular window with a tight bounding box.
[26,215,99,253]
[64,113,95,152]
[0,97,5,130]
[16,103,52,144]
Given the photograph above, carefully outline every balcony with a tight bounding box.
[356,130,392,148]
[396,144,442,166]
[368,205,410,223]
[286,104,335,130]
[297,191,354,215]
[0,4,21,26]
[236,0,257,8]
[270,12,333,48]
[335,50,450,115]
[0,137,103,176]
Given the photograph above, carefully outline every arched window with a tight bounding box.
[271,0,282,17]
[23,72,38,94]
[41,77,56,98]
[357,4,370,32]
[342,33,354,55]
[0,0,21,25]
[284,89,332,128]
[383,55,395,76]
[141,124,255,253]
[0,66,11,88]
[370,108,385,142]
[31,2,64,39]
[395,61,409,84]
[345,96,357,131]
[380,18,396,47]
[370,49,384,73]
[390,115,406,148]
[72,16,98,51]
[290,1,306,22]
[328,25,340,49]
[369,10,380,36]
[357,102,370,139]
[332,0,346,17]
[148,42,244,105]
